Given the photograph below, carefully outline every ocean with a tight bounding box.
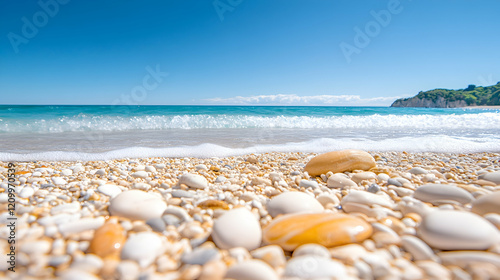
[0,105,499,161]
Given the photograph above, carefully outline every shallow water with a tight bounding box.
[1,105,499,160]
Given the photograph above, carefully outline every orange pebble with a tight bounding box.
[263,213,373,251]
[197,200,229,210]
[89,223,126,258]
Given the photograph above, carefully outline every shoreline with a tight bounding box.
[2,150,500,163]
[1,150,499,279]
[463,105,500,109]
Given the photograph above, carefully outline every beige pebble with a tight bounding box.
[109,190,167,221]
[266,192,323,218]
[471,191,500,215]
[292,243,330,258]
[121,232,166,267]
[413,184,474,205]
[225,259,278,280]
[327,173,357,189]
[418,210,500,250]
[304,149,376,177]
[351,172,377,183]
[329,244,367,265]
[198,260,227,280]
[117,260,140,280]
[250,245,286,268]
[179,173,208,189]
[415,261,451,280]
[212,208,262,250]
[479,171,500,185]
[438,251,500,268]
[341,190,394,208]
[284,255,347,279]
[401,235,436,261]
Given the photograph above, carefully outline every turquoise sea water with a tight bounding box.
[0,105,499,160]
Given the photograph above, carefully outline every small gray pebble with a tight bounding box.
[181,247,220,265]
[146,217,166,232]
[387,178,402,187]
[367,184,380,193]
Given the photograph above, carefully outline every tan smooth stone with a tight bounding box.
[438,251,500,268]
[263,213,372,251]
[416,261,451,280]
[327,174,357,189]
[351,172,377,183]
[413,184,474,205]
[341,190,394,208]
[305,150,376,177]
[471,191,500,215]
[89,223,126,258]
[401,235,436,261]
[198,260,227,280]
[418,210,500,250]
[225,260,278,280]
[479,171,500,185]
[329,244,367,265]
[197,200,229,210]
[250,245,286,268]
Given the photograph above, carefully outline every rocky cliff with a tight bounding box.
[391,82,500,108]
[391,96,468,108]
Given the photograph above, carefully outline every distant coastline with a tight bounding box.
[391,82,500,108]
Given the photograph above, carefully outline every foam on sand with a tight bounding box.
[2,135,499,161]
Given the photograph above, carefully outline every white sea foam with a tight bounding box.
[1,113,499,133]
[2,136,499,161]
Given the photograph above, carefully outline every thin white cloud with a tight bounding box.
[205,94,401,106]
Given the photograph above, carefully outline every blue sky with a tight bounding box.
[1,0,499,105]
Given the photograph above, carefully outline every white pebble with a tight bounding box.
[284,255,347,279]
[131,171,148,179]
[212,208,262,250]
[58,217,105,236]
[179,174,208,189]
[19,186,35,198]
[97,184,122,198]
[267,192,323,218]
[109,190,167,221]
[121,232,166,267]
[52,177,67,185]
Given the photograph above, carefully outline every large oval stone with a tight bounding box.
[479,171,500,185]
[109,190,167,221]
[418,210,500,250]
[267,192,323,218]
[304,150,376,177]
[413,184,474,205]
[212,207,262,250]
[471,192,500,215]
[262,213,372,251]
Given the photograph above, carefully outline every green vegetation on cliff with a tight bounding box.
[393,82,500,106]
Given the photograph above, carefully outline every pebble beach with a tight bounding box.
[1,150,500,280]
